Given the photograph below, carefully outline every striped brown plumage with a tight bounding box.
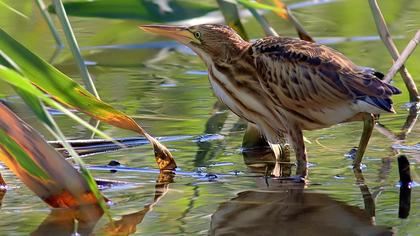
[140,24,401,177]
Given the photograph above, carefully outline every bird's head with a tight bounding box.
[140,24,249,64]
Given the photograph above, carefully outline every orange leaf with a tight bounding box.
[272,0,288,19]
[0,103,100,208]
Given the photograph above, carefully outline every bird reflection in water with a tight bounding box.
[209,151,394,236]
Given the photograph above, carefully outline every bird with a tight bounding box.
[140,24,401,177]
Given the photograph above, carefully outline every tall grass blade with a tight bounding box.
[217,0,249,40]
[248,7,278,36]
[236,0,286,16]
[0,103,100,208]
[52,0,99,98]
[0,1,29,19]
[0,29,176,170]
[0,65,111,218]
[285,7,314,42]
[0,65,114,144]
[45,111,112,222]
[235,0,279,36]
[35,0,64,49]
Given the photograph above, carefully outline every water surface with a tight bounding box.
[0,0,419,235]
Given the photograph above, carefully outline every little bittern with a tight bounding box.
[140,24,401,177]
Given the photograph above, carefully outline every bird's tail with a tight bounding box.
[357,68,401,113]
[362,96,396,113]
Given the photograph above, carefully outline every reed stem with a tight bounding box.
[35,0,64,49]
[368,0,419,102]
[52,0,100,98]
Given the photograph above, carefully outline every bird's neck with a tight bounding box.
[211,41,251,65]
[194,41,251,68]
[224,41,251,62]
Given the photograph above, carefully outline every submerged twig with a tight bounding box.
[52,0,100,98]
[35,0,64,49]
[383,30,420,83]
[368,0,419,102]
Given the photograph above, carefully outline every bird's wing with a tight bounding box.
[251,37,399,109]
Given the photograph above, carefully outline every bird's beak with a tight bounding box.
[139,25,198,44]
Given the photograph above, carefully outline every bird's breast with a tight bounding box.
[207,63,285,131]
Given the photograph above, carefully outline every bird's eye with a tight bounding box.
[194,31,201,39]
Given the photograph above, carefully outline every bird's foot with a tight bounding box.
[296,162,308,179]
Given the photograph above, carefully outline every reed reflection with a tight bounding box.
[99,172,173,235]
[31,204,103,236]
[0,187,5,209]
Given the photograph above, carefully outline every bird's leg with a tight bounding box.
[269,142,282,177]
[353,113,375,169]
[269,139,291,177]
[288,127,308,178]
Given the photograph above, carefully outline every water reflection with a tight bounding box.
[31,205,103,236]
[242,147,292,178]
[0,173,5,186]
[353,168,376,219]
[194,100,271,168]
[375,103,419,150]
[0,189,5,209]
[194,101,230,167]
[99,172,173,235]
[209,148,395,235]
[25,172,173,235]
[0,172,5,210]
[397,155,412,219]
[209,178,393,236]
